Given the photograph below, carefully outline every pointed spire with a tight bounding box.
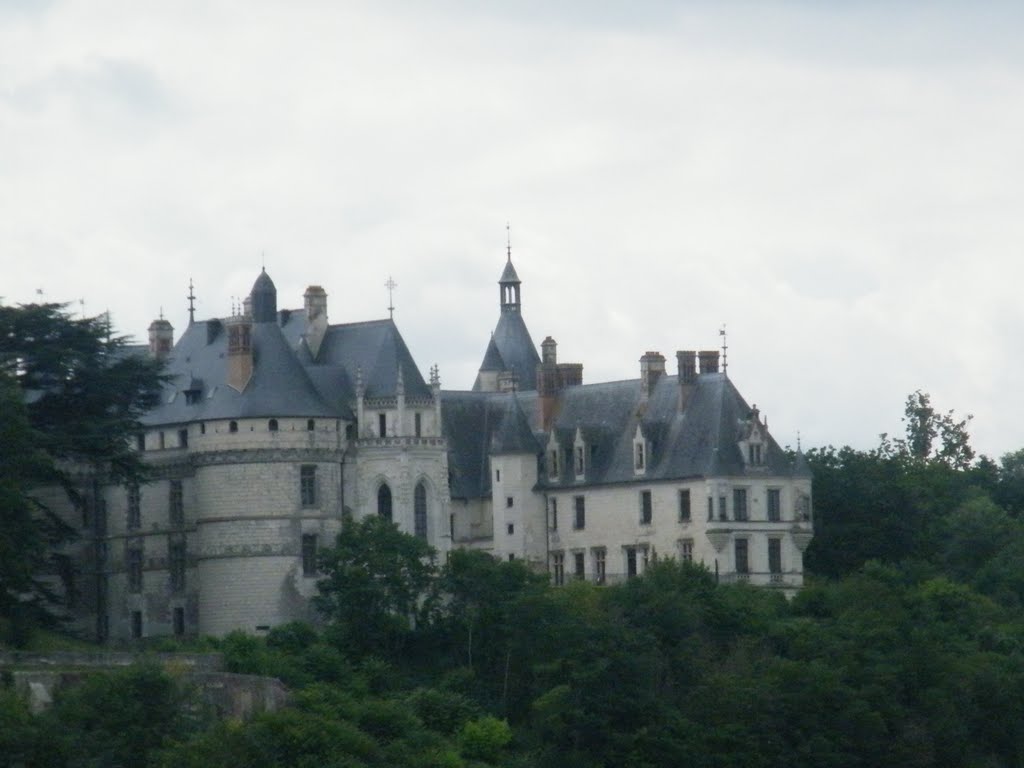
[187,278,196,325]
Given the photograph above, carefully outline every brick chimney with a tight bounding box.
[147,317,174,361]
[304,285,329,358]
[640,351,666,399]
[676,350,697,410]
[698,350,720,375]
[537,336,583,430]
[225,315,253,392]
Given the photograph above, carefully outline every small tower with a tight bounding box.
[148,315,174,360]
[303,285,329,358]
[225,313,253,392]
[499,256,522,313]
[250,268,277,324]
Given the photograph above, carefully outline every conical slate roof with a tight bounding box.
[491,395,539,455]
[499,258,521,284]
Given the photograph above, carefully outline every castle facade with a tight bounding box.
[55,254,813,641]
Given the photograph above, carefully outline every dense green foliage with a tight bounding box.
[6,363,1024,767]
[0,303,164,644]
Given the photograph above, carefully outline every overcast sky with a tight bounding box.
[2,0,1022,458]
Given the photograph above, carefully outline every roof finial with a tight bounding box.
[385,275,397,320]
[159,305,164,321]
[719,324,728,375]
[506,222,511,261]
[797,430,802,451]
[187,278,196,326]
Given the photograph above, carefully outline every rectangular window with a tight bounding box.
[733,489,748,521]
[552,552,565,586]
[495,468,501,482]
[767,489,781,522]
[131,610,143,639]
[178,428,188,448]
[678,489,691,522]
[719,495,727,521]
[378,413,387,437]
[768,538,782,574]
[593,548,607,585]
[169,480,184,528]
[640,490,653,525]
[136,434,145,452]
[302,533,318,577]
[575,445,584,475]
[169,542,186,593]
[574,551,585,579]
[506,496,514,508]
[680,538,694,563]
[735,538,749,574]
[634,442,645,471]
[127,549,143,593]
[549,449,559,478]
[158,431,165,450]
[550,498,558,530]
[173,607,185,637]
[300,465,317,507]
[573,496,585,529]
[127,484,141,530]
[414,412,422,438]
[507,523,514,535]
[626,546,637,577]
[707,496,713,521]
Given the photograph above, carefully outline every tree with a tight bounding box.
[881,389,975,470]
[0,303,165,641]
[314,513,438,658]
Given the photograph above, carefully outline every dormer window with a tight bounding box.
[573,429,586,478]
[633,426,647,475]
[748,444,762,465]
[548,449,559,478]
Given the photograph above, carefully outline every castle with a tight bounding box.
[54,252,814,641]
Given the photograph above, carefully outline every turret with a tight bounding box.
[250,268,277,324]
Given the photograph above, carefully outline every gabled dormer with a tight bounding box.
[738,405,767,469]
[546,431,561,481]
[632,424,647,476]
[573,427,586,480]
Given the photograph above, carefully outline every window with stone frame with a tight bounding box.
[169,542,186,593]
[640,490,653,525]
[573,551,585,579]
[679,538,694,563]
[168,480,184,528]
[768,537,782,575]
[593,548,607,585]
[551,552,565,586]
[767,488,782,522]
[550,498,558,530]
[734,538,749,574]
[300,465,317,507]
[678,489,691,522]
[414,482,428,539]
[626,546,638,578]
[378,484,393,521]
[302,533,318,577]
[733,488,748,521]
[573,496,585,529]
[127,483,141,530]
[127,548,143,593]
[575,445,584,476]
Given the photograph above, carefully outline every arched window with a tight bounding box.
[377,484,393,521]
[229,421,238,433]
[414,482,428,539]
[268,419,279,432]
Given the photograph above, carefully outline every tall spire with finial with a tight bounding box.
[506,221,511,261]
[187,278,196,325]
[719,324,728,375]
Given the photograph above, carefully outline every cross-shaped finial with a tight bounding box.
[506,222,511,261]
[385,276,397,319]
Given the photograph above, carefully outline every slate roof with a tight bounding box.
[473,311,541,391]
[499,258,521,284]
[443,372,802,499]
[142,318,335,426]
[142,270,431,426]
